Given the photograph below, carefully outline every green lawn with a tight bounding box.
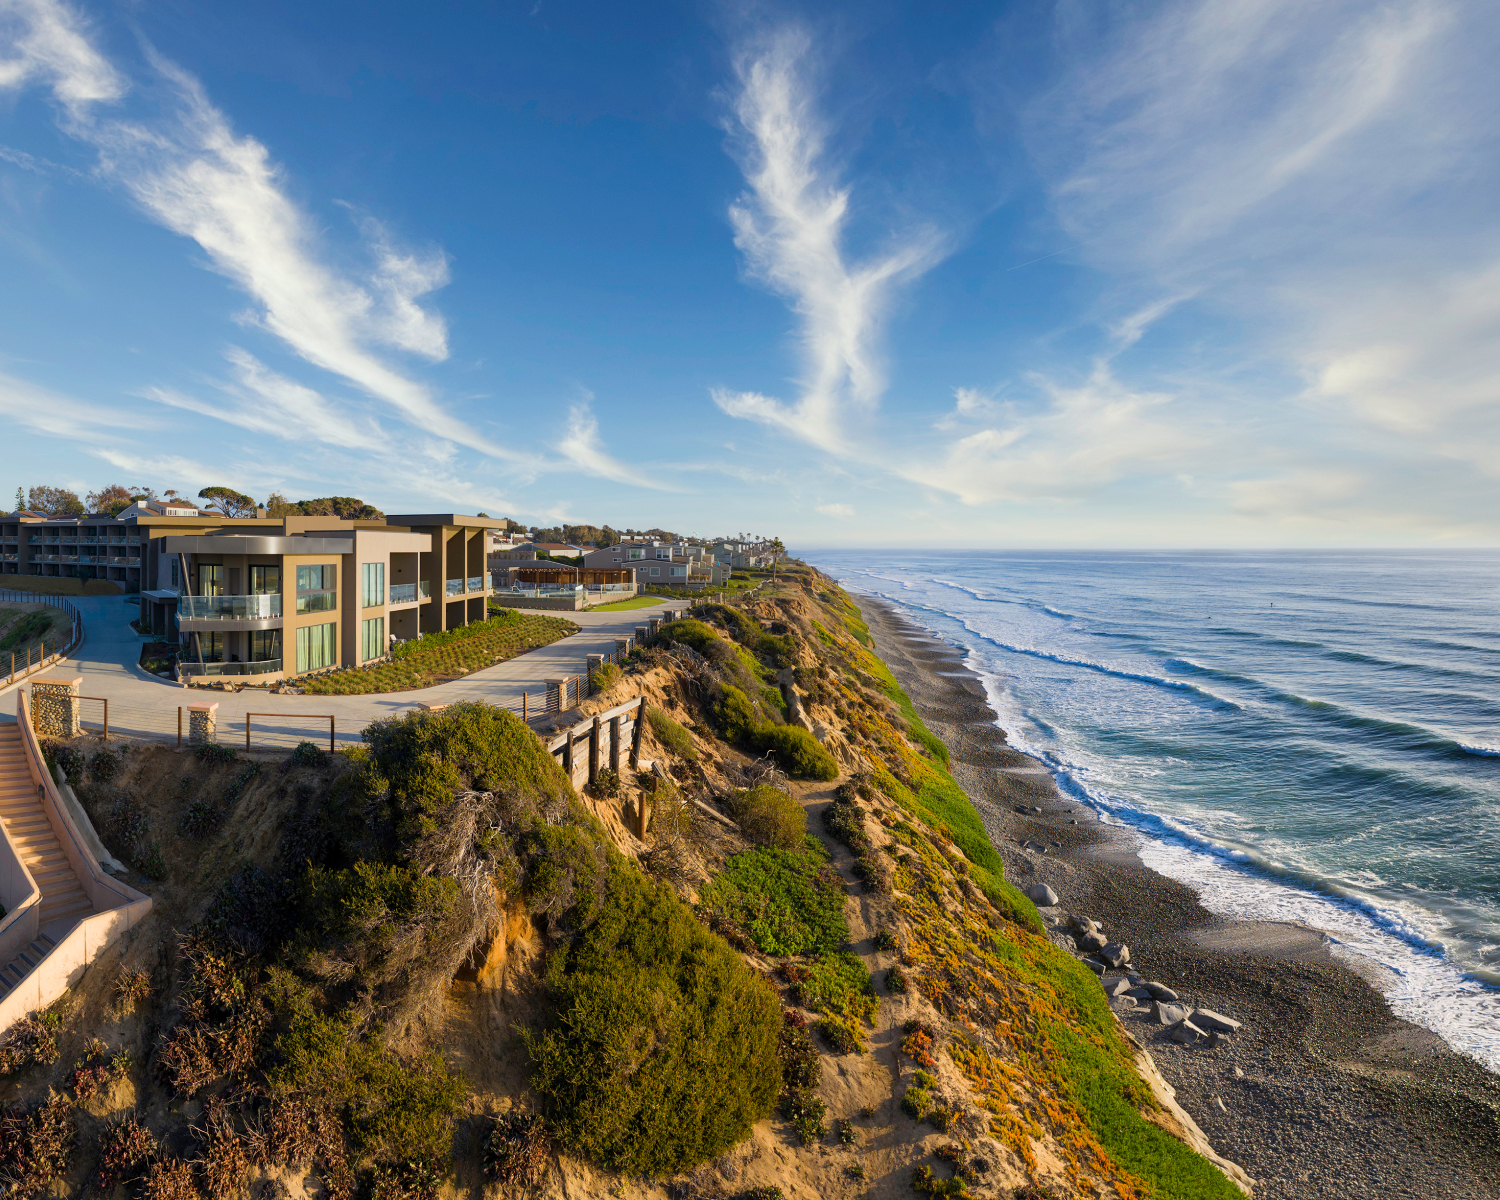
[584,595,666,612]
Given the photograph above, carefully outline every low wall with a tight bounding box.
[488,594,584,611]
[0,809,40,972]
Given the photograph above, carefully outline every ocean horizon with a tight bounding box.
[807,548,1500,1071]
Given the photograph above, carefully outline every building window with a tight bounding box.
[650,566,660,576]
[672,566,686,576]
[250,565,281,594]
[629,548,644,560]
[362,616,385,662]
[198,564,224,595]
[195,632,224,662]
[296,622,337,673]
[361,562,385,608]
[296,564,337,614]
[169,559,179,589]
[250,630,280,663]
[656,549,669,559]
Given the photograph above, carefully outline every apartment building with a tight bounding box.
[0,507,160,587]
[156,511,502,683]
[580,541,727,587]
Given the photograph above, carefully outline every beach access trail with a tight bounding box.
[0,594,672,749]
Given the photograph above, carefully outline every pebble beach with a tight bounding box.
[857,594,1500,1200]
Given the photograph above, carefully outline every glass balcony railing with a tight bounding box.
[179,594,282,620]
[446,578,464,596]
[389,582,426,604]
[179,658,282,678]
[467,576,484,593]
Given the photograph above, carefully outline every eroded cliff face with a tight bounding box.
[438,570,1251,1200]
[0,567,1248,1200]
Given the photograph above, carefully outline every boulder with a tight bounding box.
[1081,957,1107,975]
[1076,931,1107,953]
[1151,1001,1189,1025]
[1142,982,1179,1002]
[1024,884,1059,907]
[1126,986,1155,1001]
[1069,915,1100,935]
[1104,977,1134,998]
[1100,941,1130,968]
[1170,1019,1206,1045]
[1022,840,1048,854]
[1191,1009,1243,1034]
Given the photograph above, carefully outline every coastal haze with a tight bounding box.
[813,549,1500,1069]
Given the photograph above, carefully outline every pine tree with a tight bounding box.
[14,486,23,513]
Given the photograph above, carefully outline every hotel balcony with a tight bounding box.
[177,593,282,632]
[389,580,432,606]
[179,658,282,679]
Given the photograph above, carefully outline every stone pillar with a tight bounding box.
[30,675,81,739]
[647,617,662,637]
[585,652,605,687]
[615,637,630,660]
[186,701,219,745]
[545,677,568,714]
[635,625,649,644]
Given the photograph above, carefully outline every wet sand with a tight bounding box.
[856,594,1500,1200]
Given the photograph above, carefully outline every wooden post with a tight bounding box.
[563,727,573,778]
[609,715,621,775]
[637,786,648,839]
[630,696,645,768]
[246,714,252,751]
[522,691,528,722]
[589,716,600,789]
[328,716,335,754]
[177,706,183,748]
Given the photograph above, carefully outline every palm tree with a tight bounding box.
[770,537,785,582]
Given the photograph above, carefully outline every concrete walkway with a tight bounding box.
[1,595,673,749]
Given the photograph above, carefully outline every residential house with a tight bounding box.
[580,540,728,588]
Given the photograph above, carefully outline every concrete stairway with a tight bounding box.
[0,725,94,937]
[0,933,57,999]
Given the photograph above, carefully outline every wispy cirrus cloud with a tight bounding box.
[0,0,534,466]
[712,27,944,453]
[556,401,677,491]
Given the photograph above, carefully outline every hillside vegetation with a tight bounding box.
[0,564,1246,1200]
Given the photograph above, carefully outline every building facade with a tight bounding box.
[580,541,728,587]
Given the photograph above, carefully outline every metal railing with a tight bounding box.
[467,576,484,593]
[178,658,282,678]
[245,712,334,753]
[446,578,464,596]
[179,594,281,620]
[0,590,83,688]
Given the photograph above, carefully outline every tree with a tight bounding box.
[598,525,621,548]
[286,496,384,520]
[86,484,136,516]
[769,537,785,582]
[13,487,23,513]
[198,486,259,517]
[264,491,292,518]
[28,486,85,517]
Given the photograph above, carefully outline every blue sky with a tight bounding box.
[1,0,1497,547]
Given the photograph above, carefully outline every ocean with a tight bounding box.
[808,549,1500,1070]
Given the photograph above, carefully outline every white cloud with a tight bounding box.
[714,27,944,452]
[904,361,1201,505]
[0,0,529,465]
[0,369,139,441]
[0,0,123,115]
[555,403,675,491]
[816,502,854,517]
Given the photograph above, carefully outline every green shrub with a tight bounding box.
[647,708,697,761]
[267,990,464,1167]
[715,684,759,742]
[659,618,721,655]
[291,740,322,766]
[730,785,806,849]
[88,750,120,781]
[590,662,621,693]
[699,842,848,957]
[902,1070,938,1120]
[756,724,838,781]
[527,863,782,1175]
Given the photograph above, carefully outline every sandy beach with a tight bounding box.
[856,594,1500,1200]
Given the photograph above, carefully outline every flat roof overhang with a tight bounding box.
[177,616,283,632]
[160,535,354,555]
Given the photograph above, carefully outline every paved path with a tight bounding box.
[1,595,672,749]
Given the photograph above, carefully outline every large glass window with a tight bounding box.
[295,622,337,673]
[249,630,280,662]
[198,563,223,595]
[250,565,281,595]
[296,563,337,614]
[195,632,224,662]
[361,616,385,662]
[361,562,385,608]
